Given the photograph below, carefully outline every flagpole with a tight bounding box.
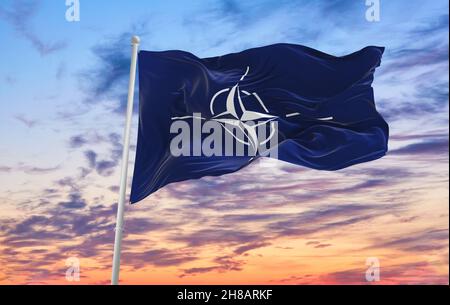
[111,35,140,285]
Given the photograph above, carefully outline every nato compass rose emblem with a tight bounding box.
[209,66,278,152]
[170,66,334,155]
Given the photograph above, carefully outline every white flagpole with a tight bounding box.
[111,35,140,285]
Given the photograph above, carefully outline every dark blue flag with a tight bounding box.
[130,43,389,204]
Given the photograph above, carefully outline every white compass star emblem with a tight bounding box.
[210,66,278,151]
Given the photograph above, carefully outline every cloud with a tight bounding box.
[108,185,120,193]
[8,215,50,235]
[305,240,332,248]
[172,229,261,247]
[167,202,404,272]
[322,260,448,284]
[0,163,60,175]
[390,131,448,141]
[317,0,361,26]
[2,214,72,244]
[95,160,117,176]
[123,248,197,268]
[234,241,271,255]
[0,166,12,173]
[79,25,146,113]
[387,43,448,71]
[378,81,449,122]
[122,217,171,234]
[390,138,449,156]
[82,133,122,176]
[180,255,244,277]
[56,176,78,190]
[266,203,404,237]
[0,0,67,56]
[371,228,449,253]
[410,14,449,37]
[22,165,60,174]
[84,150,98,168]
[376,12,448,126]
[0,202,117,270]
[14,114,39,128]
[180,266,218,276]
[219,0,241,16]
[4,75,16,84]
[69,135,88,149]
[0,184,179,275]
[58,192,87,209]
[162,162,410,213]
[85,36,130,98]
[314,243,332,249]
[55,62,67,80]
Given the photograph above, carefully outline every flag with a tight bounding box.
[130,43,389,204]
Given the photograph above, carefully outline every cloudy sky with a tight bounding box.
[0,0,448,284]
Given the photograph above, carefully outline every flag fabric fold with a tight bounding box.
[130,43,389,204]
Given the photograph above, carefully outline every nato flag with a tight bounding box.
[130,44,388,204]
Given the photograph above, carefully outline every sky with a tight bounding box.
[0,0,448,285]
